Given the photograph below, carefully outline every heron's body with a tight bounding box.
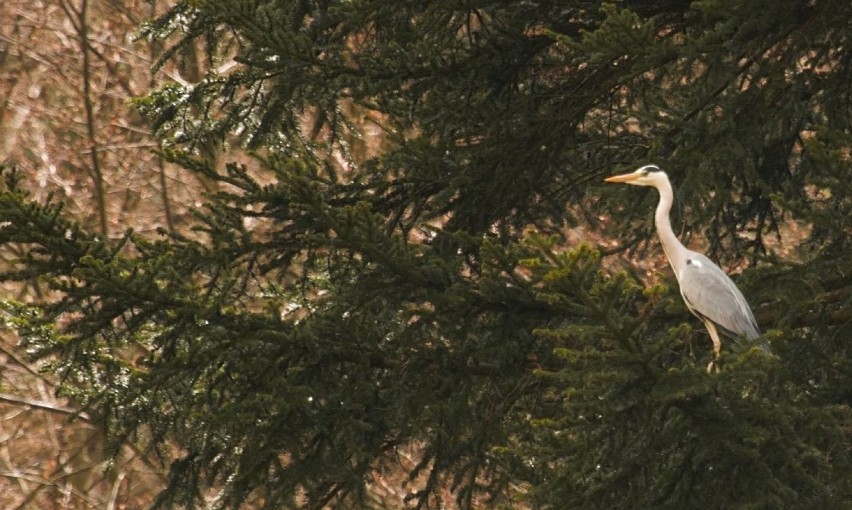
[605,165,763,370]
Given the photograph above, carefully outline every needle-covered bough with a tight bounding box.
[605,165,767,372]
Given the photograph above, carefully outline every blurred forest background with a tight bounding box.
[1,1,175,508]
[0,1,198,508]
[0,0,850,509]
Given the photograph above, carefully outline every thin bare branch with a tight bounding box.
[0,392,91,422]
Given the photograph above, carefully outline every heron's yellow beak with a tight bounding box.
[604,172,640,183]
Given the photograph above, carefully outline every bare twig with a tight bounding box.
[106,471,126,510]
[0,343,49,383]
[0,392,91,422]
[60,0,109,236]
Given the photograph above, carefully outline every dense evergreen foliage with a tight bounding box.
[1,0,850,508]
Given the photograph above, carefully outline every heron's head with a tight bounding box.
[604,164,668,187]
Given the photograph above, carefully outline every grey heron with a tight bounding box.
[605,164,763,372]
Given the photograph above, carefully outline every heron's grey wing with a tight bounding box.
[677,253,760,339]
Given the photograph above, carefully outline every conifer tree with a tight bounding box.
[1,1,850,508]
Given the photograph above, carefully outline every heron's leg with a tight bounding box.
[705,320,722,374]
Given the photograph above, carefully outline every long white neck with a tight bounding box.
[654,178,688,276]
